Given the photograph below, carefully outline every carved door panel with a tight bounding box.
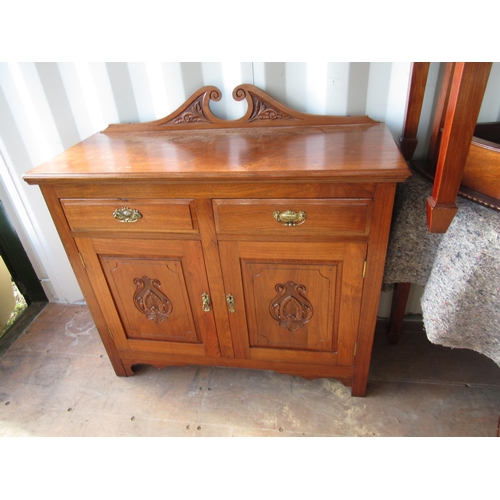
[219,241,366,366]
[75,237,220,358]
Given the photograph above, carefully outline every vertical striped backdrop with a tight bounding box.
[0,62,499,303]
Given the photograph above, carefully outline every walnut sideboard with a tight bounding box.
[24,84,410,396]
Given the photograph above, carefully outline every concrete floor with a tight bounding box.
[0,303,499,437]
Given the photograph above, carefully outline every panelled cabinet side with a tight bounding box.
[24,85,410,396]
[38,185,128,376]
[352,183,398,396]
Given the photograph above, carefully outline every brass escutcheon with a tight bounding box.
[273,209,306,226]
[113,207,142,223]
[202,292,211,312]
[226,294,235,313]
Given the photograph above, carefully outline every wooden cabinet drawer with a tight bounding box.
[61,198,198,233]
[213,198,373,237]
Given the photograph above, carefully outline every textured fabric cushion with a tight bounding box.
[383,169,443,288]
[383,168,500,366]
[421,195,500,365]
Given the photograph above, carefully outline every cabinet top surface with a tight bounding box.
[24,123,409,185]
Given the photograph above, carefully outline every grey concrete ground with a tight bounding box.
[1,303,499,437]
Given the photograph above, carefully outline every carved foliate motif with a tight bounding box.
[103,84,376,133]
[133,276,173,324]
[269,281,314,332]
[165,95,214,125]
[248,95,297,122]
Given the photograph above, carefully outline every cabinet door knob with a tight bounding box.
[113,207,142,223]
[226,294,236,313]
[273,209,306,226]
[202,292,211,312]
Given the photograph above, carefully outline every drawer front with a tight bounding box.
[213,198,373,237]
[61,199,197,233]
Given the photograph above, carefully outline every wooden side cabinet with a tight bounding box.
[24,85,409,396]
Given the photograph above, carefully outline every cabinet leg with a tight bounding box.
[387,282,411,345]
[122,363,135,376]
[106,356,133,377]
[350,385,367,397]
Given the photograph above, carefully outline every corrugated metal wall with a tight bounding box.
[0,62,498,303]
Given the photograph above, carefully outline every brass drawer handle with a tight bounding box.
[113,207,142,223]
[273,209,306,226]
[202,292,211,312]
[226,294,235,313]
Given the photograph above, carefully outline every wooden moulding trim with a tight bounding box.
[24,170,411,185]
[51,182,378,200]
[412,159,500,212]
[471,135,500,153]
[103,84,378,132]
[458,185,500,211]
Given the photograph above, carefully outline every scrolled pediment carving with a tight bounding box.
[103,84,376,133]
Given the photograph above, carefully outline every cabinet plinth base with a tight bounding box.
[118,351,357,394]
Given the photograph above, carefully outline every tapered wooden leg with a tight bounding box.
[387,282,412,344]
[426,62,492,233]
[399,62,430,161]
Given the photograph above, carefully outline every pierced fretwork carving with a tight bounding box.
[165,95,214,125]
[248,94,297,122]
[133,276,173,324]
[269,281,314,332]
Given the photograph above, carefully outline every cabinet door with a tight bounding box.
[75,237,220,358]
[219,241,366,366]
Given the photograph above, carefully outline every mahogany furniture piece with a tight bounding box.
[24,84,409,397]
[401,62,493,231]
[425,62,492,232]
[388,62,495,344]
